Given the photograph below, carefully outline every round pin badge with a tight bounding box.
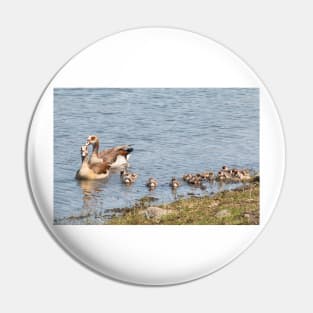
[27,27,285,285]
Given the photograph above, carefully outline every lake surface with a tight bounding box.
[54,88,259,224]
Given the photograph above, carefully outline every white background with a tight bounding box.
[0,0,312,312]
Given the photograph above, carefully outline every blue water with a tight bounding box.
[54,88,259,224]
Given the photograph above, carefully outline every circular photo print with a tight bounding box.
[27,28,285,285]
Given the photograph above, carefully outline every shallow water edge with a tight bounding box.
[54,178,259,225]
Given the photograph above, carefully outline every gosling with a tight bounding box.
[183,173,192,182]
[187,176,202,186]
[200,171,215,181]
[120,170,138,184]
[129,173,138,182]
[169,177,180,188]
[146,177,158,188]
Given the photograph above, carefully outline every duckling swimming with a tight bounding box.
[129,172,138,182]
[216,170,231,181]
[207,171,215,181]
[187,175,203,186]
[146,177,158,188]
[120,170,132,184]
[185,174,194,184]
[222,165,229,171]
[237,169,250,180]
[183,173,193,182]
[120,170,138,184]
[169,177,180,188]
[200,171,215,181]
[200,172,209,179]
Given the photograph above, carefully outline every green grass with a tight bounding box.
[108,182,259,225]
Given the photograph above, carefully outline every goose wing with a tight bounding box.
[99,145,133,163]
[89,162,111,174]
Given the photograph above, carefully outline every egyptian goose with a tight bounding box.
[146,177,158,188]
[76,145,111,180]
[86,135,133,169]
[169,177,180,188]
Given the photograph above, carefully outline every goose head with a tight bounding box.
[80,145,89,161]
[86,135,99,146]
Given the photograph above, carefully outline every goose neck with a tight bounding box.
[92,140,100,156]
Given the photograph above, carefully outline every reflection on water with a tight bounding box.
[54,88,259,224]
[78,179,107,213]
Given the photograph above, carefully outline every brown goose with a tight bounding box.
[76,145,111,180]
[86,135,133,169]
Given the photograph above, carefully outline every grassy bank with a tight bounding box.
[109,181,259,225]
